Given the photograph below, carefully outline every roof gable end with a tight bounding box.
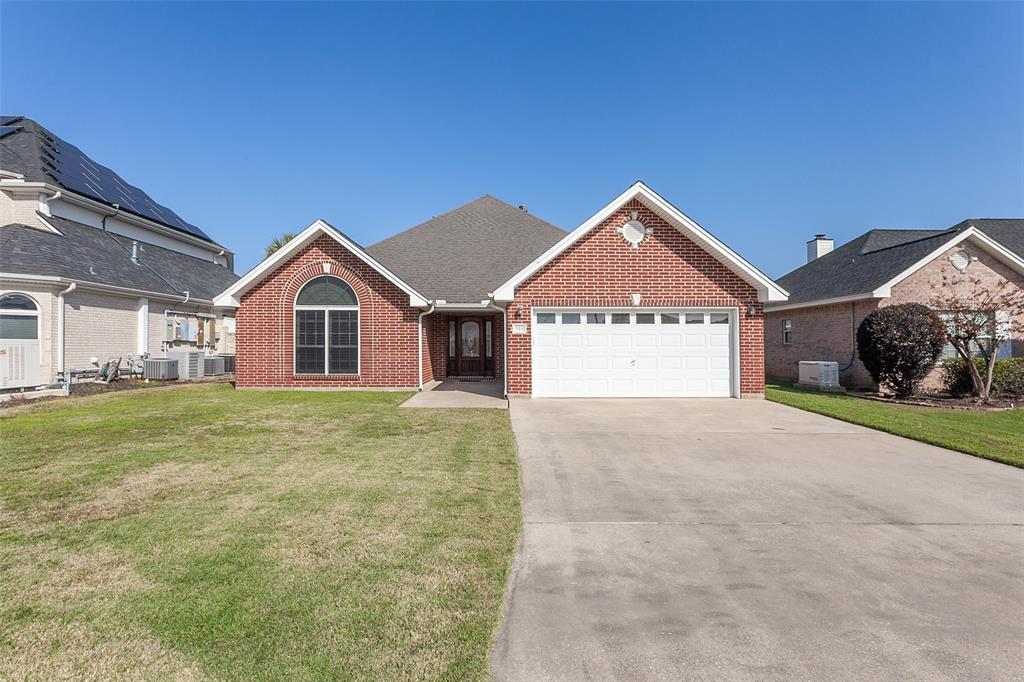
[214,220,429,308]
[491,181,788,303]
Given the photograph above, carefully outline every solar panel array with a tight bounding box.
[2,116,213,242]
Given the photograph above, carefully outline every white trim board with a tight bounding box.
[491,181,789,304]
[213,219,429,308]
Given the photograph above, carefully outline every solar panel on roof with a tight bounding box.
[0,116,23,126]
[45,135,213,241]
[0,126,21,139]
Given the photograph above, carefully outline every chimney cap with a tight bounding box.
[813,234,828,239]
[517,204,528,212]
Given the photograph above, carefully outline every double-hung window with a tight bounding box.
[294,276,359,374]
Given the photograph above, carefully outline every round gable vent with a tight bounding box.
[616,212,653,249]
[949,249,970,271]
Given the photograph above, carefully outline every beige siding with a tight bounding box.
[63,291,138,371]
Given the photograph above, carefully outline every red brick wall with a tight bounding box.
[764,300,880,388]
[764,240,1024,391]
[423,312,505,385]
[505,199,765,396]
[235,235,420,388]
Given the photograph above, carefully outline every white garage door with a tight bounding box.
[531,310,734,398]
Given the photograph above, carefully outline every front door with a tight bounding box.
[457,318,484,376]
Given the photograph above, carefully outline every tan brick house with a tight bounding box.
[765,221,1024,389]
[1,117,238,390]
[215,182,788,398]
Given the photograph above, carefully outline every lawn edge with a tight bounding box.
[765,385,1023,469]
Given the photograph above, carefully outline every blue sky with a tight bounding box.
[2,1,1022,277]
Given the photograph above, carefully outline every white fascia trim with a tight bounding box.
[764,292,877,313]
[0,272,212,305]
[870,227,1024,298]
[213,219,429,308]
[0,177,234,257]
[491,181,789,304]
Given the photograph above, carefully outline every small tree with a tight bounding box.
[856,303,945,397]
[929,273,1024,402]
[265,232,296,257]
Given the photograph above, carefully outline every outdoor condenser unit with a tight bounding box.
[143,358,179,381]
[166,351,205,380]
[217,354,236,374]
[797,361,842,391]
[203,356,225,376]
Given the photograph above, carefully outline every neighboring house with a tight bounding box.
[214,182,788,398]
[765,220,1024,389]
[0,116,238,389]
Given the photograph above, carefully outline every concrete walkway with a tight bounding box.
[492,398,1024,681]
[401,380,507,409]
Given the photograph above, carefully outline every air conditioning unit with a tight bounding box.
[143,358,179,381]
[797,361,843,391]
[217,354,236,374]
[203,356,225,376]
[166,351,205,380]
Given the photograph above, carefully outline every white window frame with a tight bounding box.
[0,293,41,340]
[293,277,360,376]
[782,319,792,345]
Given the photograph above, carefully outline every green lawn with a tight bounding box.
[0,383,520,680]
[766,383,1024,468]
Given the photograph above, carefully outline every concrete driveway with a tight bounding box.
[492,398,1024,681]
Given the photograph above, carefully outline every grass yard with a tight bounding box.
[0,383,521,680]
[766,383,1024,468]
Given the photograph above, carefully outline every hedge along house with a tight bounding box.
[215,182,788,398]
[764,220,1024,389]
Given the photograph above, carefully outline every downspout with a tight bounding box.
[101,204,120,231]
[57,281,76,382]
[417,303,436,390]
[487,301,508,398]
[838,301,857,373]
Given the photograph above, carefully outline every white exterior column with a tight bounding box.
[137,297,149,354]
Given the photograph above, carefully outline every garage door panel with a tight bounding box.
[532,310,734,398]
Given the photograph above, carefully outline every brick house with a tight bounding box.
[214,182,788,398]
[764,220,1024,389]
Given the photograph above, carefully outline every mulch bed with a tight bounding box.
[847,390,1020,411]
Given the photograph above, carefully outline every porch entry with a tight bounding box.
[446,316,496,378]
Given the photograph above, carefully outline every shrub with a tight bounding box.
[856,303,945,397]
[942,357,1024,397]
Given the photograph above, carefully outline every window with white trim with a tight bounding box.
[294,276,359,374]
[782,319,792,345]
[938,310,996,360]
[0,293,39,340]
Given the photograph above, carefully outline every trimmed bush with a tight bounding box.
[856,303,945,397]
[942,357,1024,397]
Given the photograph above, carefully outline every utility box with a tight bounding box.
[166,351,205,380]
[143,358,179,381]
[797,361,844,392]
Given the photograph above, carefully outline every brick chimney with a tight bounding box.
[806,234,834,263]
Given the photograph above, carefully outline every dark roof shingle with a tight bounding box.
[1,216,238,301]
[776,219,1024,305]
[366,195,565,302]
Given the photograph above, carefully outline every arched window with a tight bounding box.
[0,293,39,340]
[294,276,359,374]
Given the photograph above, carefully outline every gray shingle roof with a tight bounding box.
[366,195,566,302]
[1,215,238,301]
[0,116,219,244]
[777,219,1024,305]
